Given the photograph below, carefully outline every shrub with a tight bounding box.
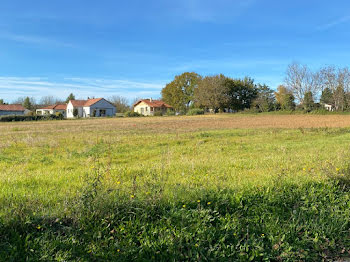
[153,111,163,116]
[124,111,142,117]
[0,114,63,122]
[187,108,205,116]
[166,110,175,116]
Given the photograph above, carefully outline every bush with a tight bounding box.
[153,111,163,117]
[124,111,142,117]
[187,108,205,116]
[0,114,63,122]
[166,110,176,116]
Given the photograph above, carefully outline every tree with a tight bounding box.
[22,97,33,110]
[319,66,350,111]
[65,93,76,103]
[194,74,228,112]
[303,91,315,112]
[162,72,201,111]
[109,95,130,113]
[252,84,275,112]
[285,62,321,103]
[282,94,296,110]
[225,77,258,111]
[274,85,295,110]
[0,99,4,105]
[320,87,333,105]
[40,96,58,106]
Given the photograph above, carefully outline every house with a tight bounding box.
[324,103,334,111]
[0,104,30,116]
[133,98,173,116]
[66,98,116,118]
[36,104,67,117]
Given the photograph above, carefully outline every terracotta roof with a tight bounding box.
[69,98,106,107]
[40,104,67,110]
[0,104,26,111]
[134,99,173,108]
[70,100,87,107]
[84,98,103,107]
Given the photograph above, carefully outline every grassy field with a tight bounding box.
[1,114,350,261]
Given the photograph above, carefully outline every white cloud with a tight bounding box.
[317,16,350,31]
[0,31,74,48]
[0,77,165,103]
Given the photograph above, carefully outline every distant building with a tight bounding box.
[0,104,30,116]
[36,104,67,117]
[133,98,173,116]
[324,103,334,111]
[66,98,116,118]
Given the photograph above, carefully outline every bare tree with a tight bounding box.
[109,95,131,113]
[285,62,321,103]
[319,66,350,110]
[39,96,59,106]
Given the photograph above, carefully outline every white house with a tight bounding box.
[324,103,334,111]
[133,99,173,116]
[36,104,67,117]
[0,104,30,116]
[66,98,116,118]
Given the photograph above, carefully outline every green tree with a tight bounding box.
[194,74,228,112]
[275,85,295,110]
[65,93,76,103]
[22,97,33,110]
[282,94,296,110]
[225,77,258,111]
[162,72,201,111]
[252,84,275,112]
[0,99,4,105]
[320,88,333,105]
[303,91,315,112]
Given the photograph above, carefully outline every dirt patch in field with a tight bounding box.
[1,114,350,135]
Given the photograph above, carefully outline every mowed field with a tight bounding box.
[1,114,350,261]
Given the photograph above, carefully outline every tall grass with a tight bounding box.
[0,116,349,260]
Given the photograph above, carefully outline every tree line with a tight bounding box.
[162,62,350,113]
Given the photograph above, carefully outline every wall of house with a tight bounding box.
[0,110,25,116]
[134,102,153,116]
[66,102,83,118]
[89,99,116,117]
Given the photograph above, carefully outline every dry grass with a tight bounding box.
[1,114,350,137]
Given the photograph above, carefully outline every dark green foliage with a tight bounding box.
[0,115,63,122]
[153,111,163,116]
[282,94,296,111]
[303,92,315,112]
[0,99,4,105]
[65,93,76,103]
[124,111,142,117]
[22,97,33,110]
[252,84,276,112]
[187,108,205,115]
[320,88,333,105]
[162,72,201,111]
[1,179,349,261]
[225,77,258,111]
[73,108,79,117]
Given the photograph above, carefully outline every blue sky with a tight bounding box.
[1,0,350,103]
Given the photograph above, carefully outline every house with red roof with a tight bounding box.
[0,104,30,116]
[66,98,116,118]
[36,104,67,117]
[133,98,173,116]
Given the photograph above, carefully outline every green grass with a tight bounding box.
[0,117,349,261]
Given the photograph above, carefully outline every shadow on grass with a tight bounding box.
[1,179,349,262]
